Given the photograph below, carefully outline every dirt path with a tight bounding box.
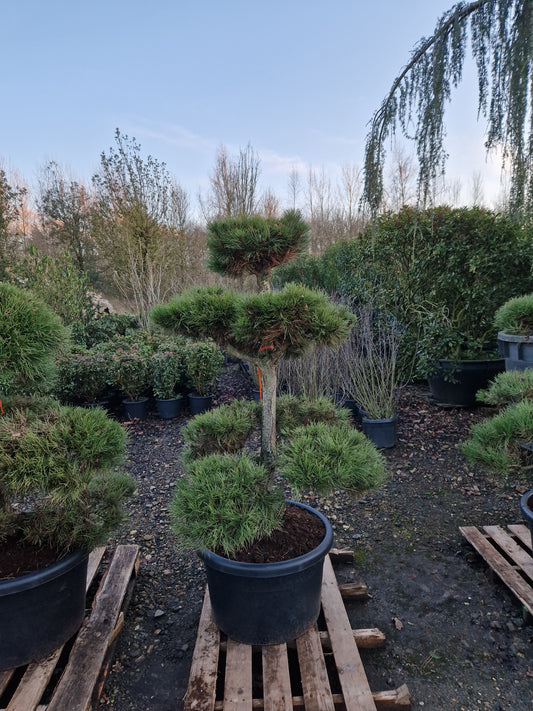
[101,366,533,710]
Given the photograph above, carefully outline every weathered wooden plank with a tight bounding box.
[4,546,107,711]
[215,684,411,710]
[0,670,14,696]
[339,582,369,600]
[372,684,411,709]
[296,623,335,711]
[46,544,139,711]
[320,627,386,650]
[262,644,292,711]
[460,526,533,615]
[483,525,533,581]
[184,589,220,711]
[321,555,377,711]
[223,639,252,710]
[221,627,386,654]
[508,524,532,551]
[329,548,354,562]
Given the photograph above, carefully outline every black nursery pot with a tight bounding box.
[200,501,333,645]
[0,549,88,670]
[188,393,213,415]
[520,489,533,551]
[428,359,505,407]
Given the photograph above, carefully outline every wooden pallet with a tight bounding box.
[184,555,410,711]
[460,523,533,619]
[0,544,140,711]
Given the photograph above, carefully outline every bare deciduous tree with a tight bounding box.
[200,143,261,219]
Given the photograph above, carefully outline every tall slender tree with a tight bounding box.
[363,0,533,217]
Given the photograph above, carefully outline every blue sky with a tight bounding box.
[2,1,504,209]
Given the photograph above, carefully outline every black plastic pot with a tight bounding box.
[200,501,333,645]
[188,393,213,415]
[428,359,505,407]
[497,332,533,371]
[520,489,533,551]
[0,549,88,670]
[123,397,150,420]
[155,397,182,419]
[343,399,361,423]
[362,415,398,449]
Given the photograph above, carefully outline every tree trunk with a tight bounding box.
[259,361,277,465]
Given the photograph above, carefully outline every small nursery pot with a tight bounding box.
[362,415,398,449]
[155,397,182,419]
[123,397,150,420]
[188,393,213,415]
[200,501,333,645]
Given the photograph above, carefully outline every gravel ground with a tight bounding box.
[100,362,533,711]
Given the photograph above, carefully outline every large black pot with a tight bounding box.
[428,359,505,407]
[0,549,88,670]
[200,501,333,645]
[497,332,533,371]
[520,489,533,551]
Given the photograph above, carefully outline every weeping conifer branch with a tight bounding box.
[363,0,533,217]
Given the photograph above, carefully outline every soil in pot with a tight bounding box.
[213,503,326,563]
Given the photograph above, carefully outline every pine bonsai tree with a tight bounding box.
[152,211,355,463]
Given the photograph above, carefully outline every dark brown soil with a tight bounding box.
[0,537,61,579]
[218,503,326,563]
[101,363,533,711]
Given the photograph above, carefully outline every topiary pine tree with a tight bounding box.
[206,210,310,292]
[151,211,355,463]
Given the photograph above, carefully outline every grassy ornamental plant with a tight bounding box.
[494,293,533,336]
[337,304,401,419]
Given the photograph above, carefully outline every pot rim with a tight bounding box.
[0,548,88,596]
[200,500,333,578]
[520,489,533,517]
[497,331,533,343]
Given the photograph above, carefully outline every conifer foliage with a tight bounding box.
[364,0,533,216]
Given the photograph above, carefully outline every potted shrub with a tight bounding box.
[183,340,225,415]
[337,303,402,448]
[55,348,109,406]
[495,293,533,371]
[171,423,386,645]
[417,305,504,407]
[0,283,134,670]
[152,211,387,645]
[110,346,151,419]
[151,346,184,419]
